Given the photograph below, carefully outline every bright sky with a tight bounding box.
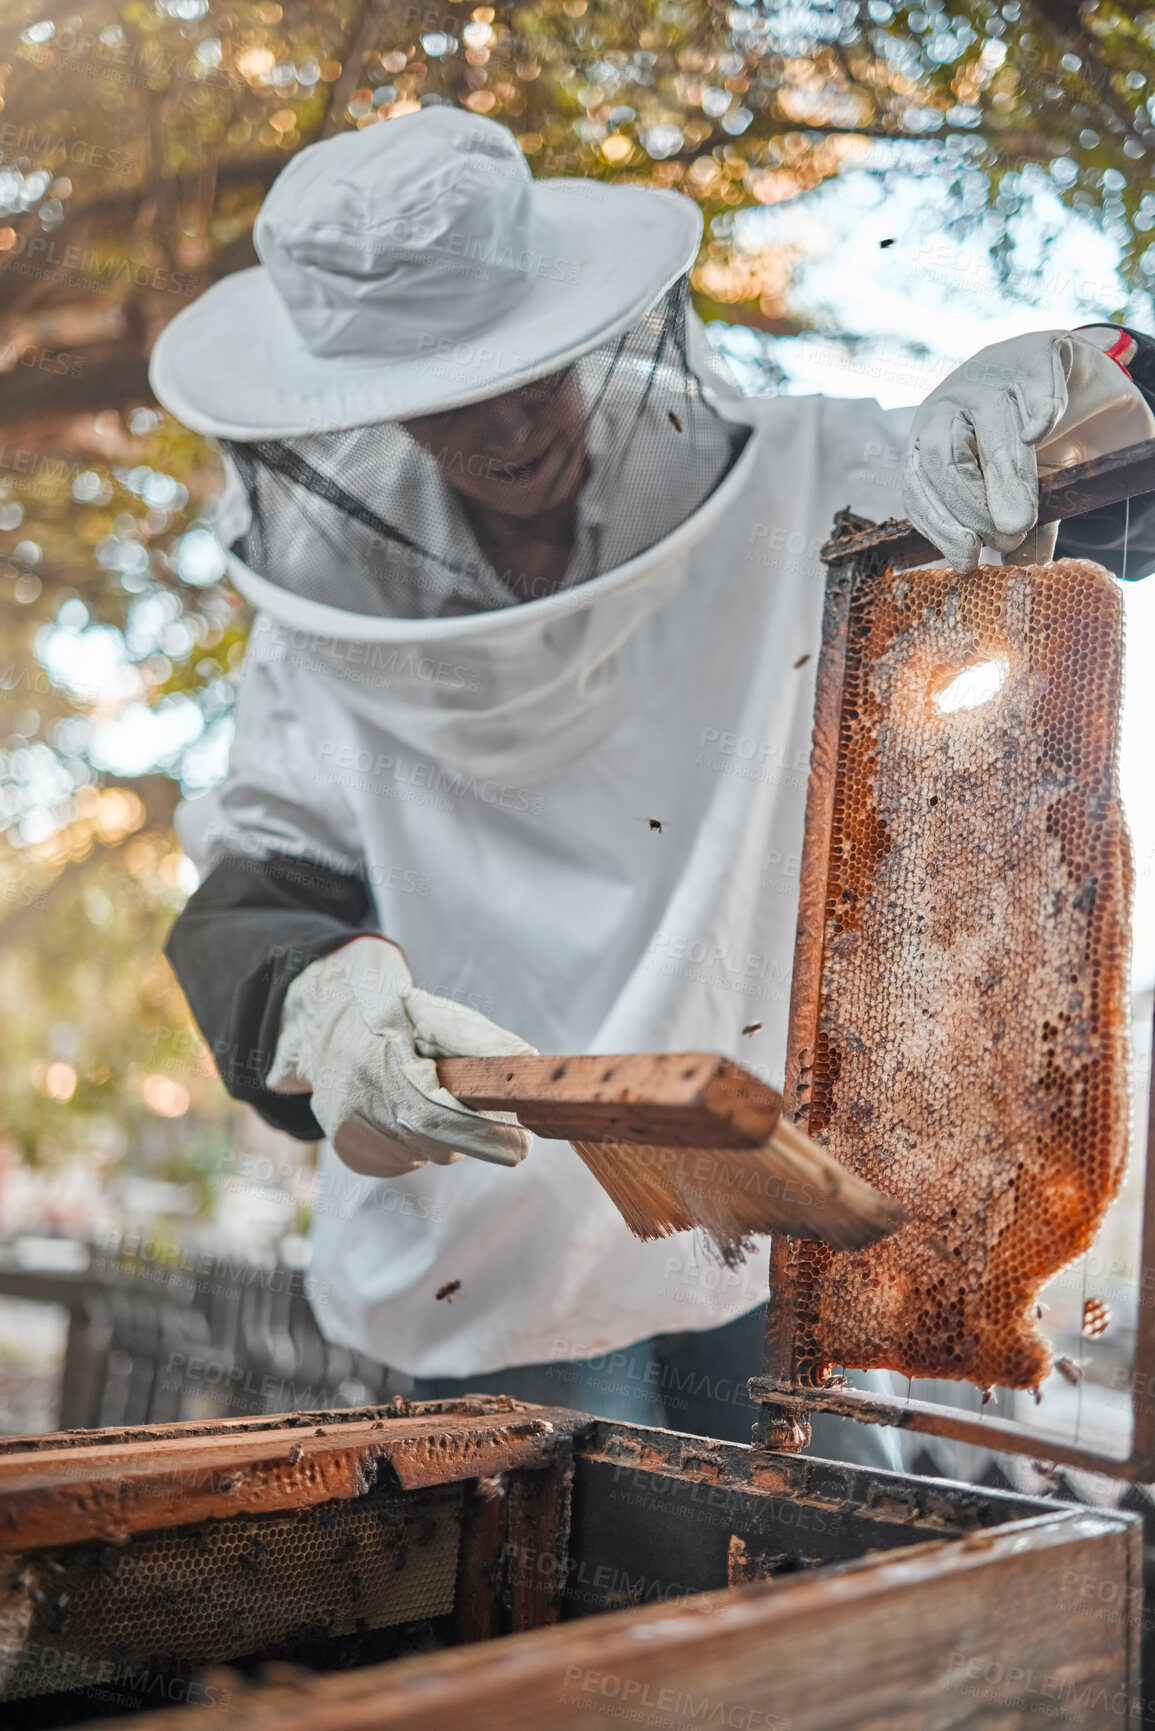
[714,155,1145,405]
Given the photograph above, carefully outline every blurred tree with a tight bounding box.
[1,0,1154,1172]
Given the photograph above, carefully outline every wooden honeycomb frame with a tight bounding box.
[752,437,1155,1479]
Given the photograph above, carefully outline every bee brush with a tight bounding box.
[436,1052,904,1266]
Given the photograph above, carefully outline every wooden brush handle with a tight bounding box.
[435,1053,784,1148]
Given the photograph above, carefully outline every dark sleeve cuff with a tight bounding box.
[1120,326,1155,401]
[1054,326,1155,580]
[165,853,379,1140]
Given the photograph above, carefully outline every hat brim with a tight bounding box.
[149,181,702,439]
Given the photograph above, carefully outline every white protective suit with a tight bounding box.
[178,343,915,1380]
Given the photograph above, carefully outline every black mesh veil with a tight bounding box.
[222,279,750,621]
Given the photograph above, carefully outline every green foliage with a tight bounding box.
[0,817,225,1168]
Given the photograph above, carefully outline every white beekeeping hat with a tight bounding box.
[150,105,702,439]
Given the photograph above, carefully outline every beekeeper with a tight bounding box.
[151,105,1155,1465]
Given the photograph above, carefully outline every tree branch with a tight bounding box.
[1025,0,1155,144]
[0,345,155,425]
[317,0,395,138]
[0,158,283,317]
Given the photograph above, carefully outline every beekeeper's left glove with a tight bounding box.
[267,936,537,1178]
[904,326,1155,572]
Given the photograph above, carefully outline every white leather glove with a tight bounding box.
[904,326,1155,572]
[267,936,536,1178]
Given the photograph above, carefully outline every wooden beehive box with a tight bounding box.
[0,1397,1139,1731]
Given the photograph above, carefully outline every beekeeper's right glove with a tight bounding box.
[267,936,536,1177]
[903,325,1155,572]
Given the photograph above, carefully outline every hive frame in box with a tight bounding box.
[751,436,1155,1480]
[0,1397,583,1705]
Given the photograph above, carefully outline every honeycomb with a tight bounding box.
[790,558,1132,1391]
[0,1483,462,1701]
